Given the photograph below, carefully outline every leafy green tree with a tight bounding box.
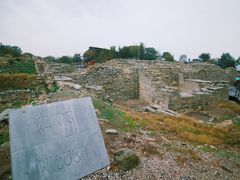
[139,42,145,59]
[110,46,118,58]
[45,56,56,62]
[0,43,22,57]
[198,53,211,62]
[145,47,158,60]
[235,57,240,65]
[127,46,139,59]
[218,53,235,69]
[73,53,82,63]
[162,52,174,62]
[58,56,73,64]
[97,49,114,63]
[119,46,138,59]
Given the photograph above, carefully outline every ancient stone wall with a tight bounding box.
[139,74,171,108]
[72,63,139,100]
[0,89,36,106]
[70,59,233,111]
[182,63,227,81]
[0,73,37,91]
[35,59,58,92]
[169,85,229,111]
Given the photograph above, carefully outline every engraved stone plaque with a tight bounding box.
[9,97,110,180]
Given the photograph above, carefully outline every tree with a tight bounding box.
[198,53,211,62]
[145,47,158,60]
[45,56,56,62]
[235,57,240,65]
[0,43,22,57]
[73,53,82,63]
[162,52,174,62]
[179,54,188,63]
[58,56,73,64]
[218,53,235,69]
[138,42,145,59]
[118,46,138,59]
[97,49,114,63]
[110,46,118,58]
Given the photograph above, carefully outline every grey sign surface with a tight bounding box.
[9,97,109,180]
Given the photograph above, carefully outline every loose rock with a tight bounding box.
[105,129,118,134]
[113,148,140,171]
[0,109,13,123]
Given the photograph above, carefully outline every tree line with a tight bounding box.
[81,44,240,69]
[0,43,22,57]
[1,43,240,69]
[82,43,160,63]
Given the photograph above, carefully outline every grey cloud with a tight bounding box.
[0,0,239,59]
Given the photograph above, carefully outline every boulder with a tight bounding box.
[99,118,109,123]
[0,109,13,123]
[143,106,156,113]
[73,84,81,90]
[105,129,118,134]
[113,148,140,171]
[95,109,100,116]
[85,85,102,91]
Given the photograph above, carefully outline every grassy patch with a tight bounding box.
[216,101,240,115]
[0,57,36,74]
[93,99,240,147]
[235,121,240,130]
[198,145,235,159]
[93,98,139,131]
[117,107,240,146]
[0,131,9,145]
[0,73,37,91]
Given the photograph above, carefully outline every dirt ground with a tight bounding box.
[0,88,240,180]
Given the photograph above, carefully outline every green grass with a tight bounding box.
[0,57,36,74]
[0,132,9,145]
[93,98,139,131]
[198,145,235,159]
[235,121,240,130]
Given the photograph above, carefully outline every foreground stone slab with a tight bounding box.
[9,97,109,180]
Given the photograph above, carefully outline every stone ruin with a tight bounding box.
[70,59,230,112]
[35,59,74,92]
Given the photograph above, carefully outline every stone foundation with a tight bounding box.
[0,89,36,105]
[68,59,234,111]
[72,62,139,100]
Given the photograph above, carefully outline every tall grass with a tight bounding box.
[0,73,37,91]
[93,98,240,146]
[122,106,240,146]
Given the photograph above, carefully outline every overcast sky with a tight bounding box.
[0,0,239,59]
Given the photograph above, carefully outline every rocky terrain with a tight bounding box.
[0,59,240,179]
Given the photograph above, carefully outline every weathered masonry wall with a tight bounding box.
[139,74,170,108]
[169,85,229,111]
[69,59,234,111]
[72,64,139,100]
[0,89,36,106]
